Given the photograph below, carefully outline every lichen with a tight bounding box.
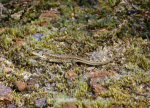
[0,0,149,107]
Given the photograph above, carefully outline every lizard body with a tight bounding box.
[31,51,121,66]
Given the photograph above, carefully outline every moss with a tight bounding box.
[0,0,149,107]
[75,81,89,98]
[126,44,150,70]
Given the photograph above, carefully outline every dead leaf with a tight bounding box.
[92,84,107,95]
[87,70,115,79]
[40,9,60,19]
[15,81,27,92]
[35,21,48,27]
[63,103,77,108]
[0,28,7,34]
[65,70,77,80]
[12,38,26,49]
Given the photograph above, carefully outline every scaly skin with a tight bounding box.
[31,51,122,66]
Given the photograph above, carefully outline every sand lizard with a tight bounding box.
[31,51,122,66]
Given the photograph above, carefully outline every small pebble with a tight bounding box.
[33,33,44,41]
[7,104,17,108]
[35,98,47,108]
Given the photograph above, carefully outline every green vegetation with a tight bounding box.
[0,0,149,107]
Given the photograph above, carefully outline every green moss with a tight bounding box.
[0,0,149,107]
[75,81,88,98]
[126,44,150,70]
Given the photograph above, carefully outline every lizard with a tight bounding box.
[31,51,122,66]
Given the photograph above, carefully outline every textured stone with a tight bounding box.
[35,98,47,108]
[0,83,13,103]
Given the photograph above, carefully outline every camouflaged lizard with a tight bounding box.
[31,51,122,66]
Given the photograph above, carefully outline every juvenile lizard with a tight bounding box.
[31,51,122,66]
